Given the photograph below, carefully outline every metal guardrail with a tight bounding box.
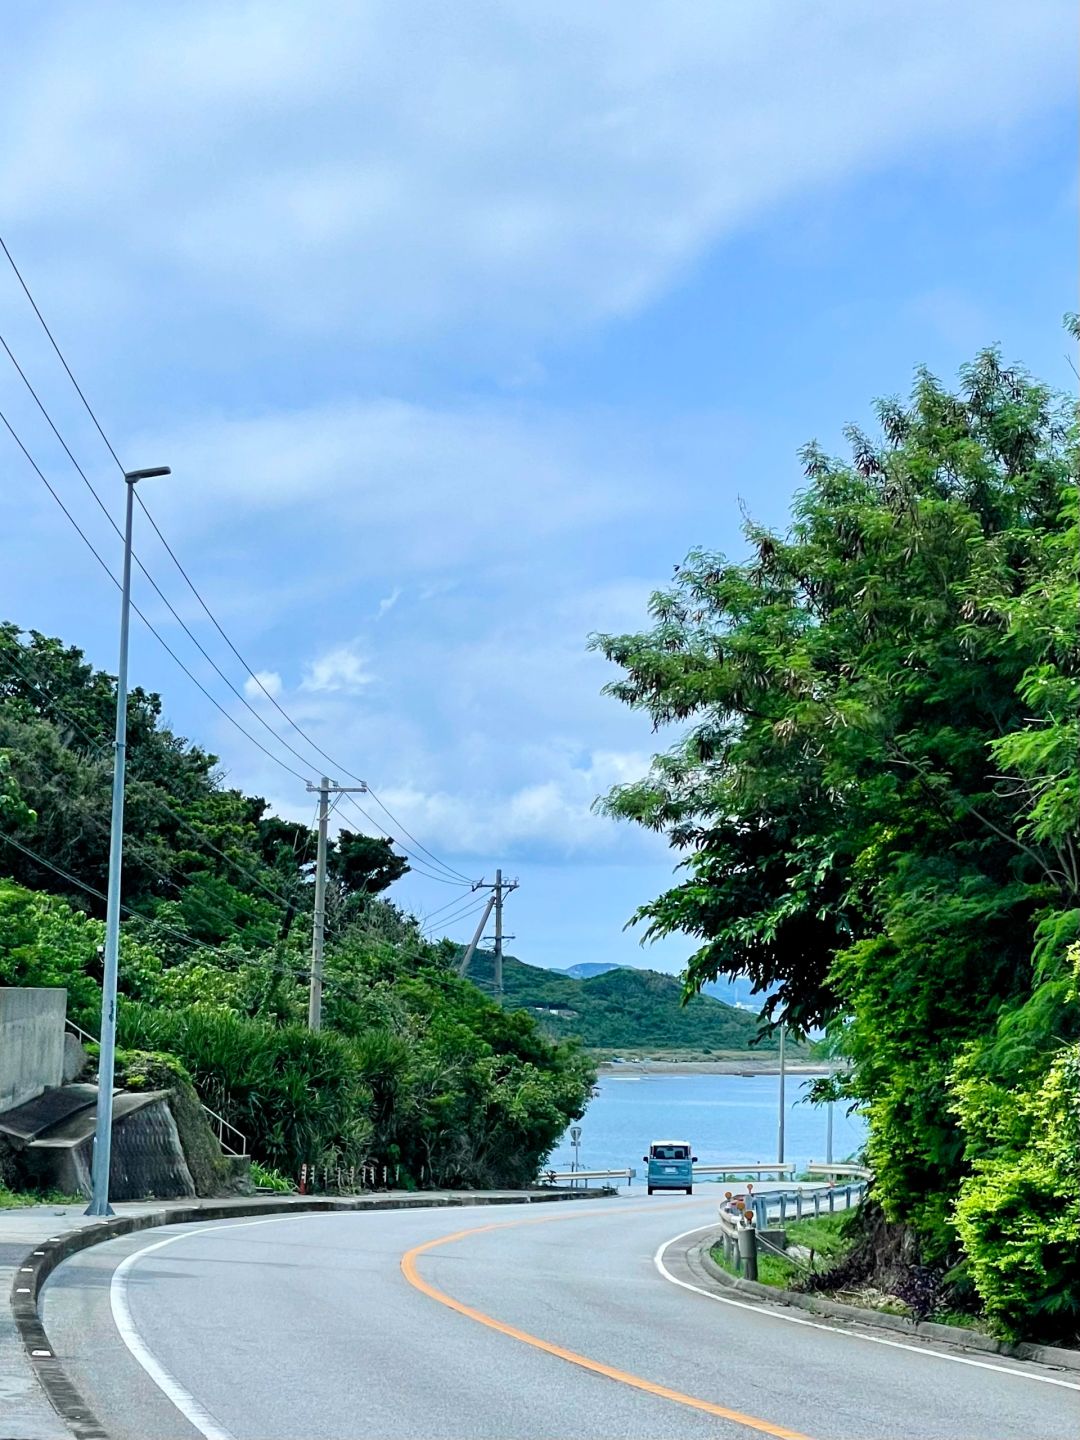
[718,1180,869,1235]
[715,1178,870,1279]
[695,1163,796,1179]
[805,1161,872,1180]
[65,1019,250,1158]
[544,1168,636,1184]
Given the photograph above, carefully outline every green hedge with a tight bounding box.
[117,1002,374,1177]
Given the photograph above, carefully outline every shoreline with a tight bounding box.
[597,1058,829,1076]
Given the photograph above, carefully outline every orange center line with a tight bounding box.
[400,1202,814,1440]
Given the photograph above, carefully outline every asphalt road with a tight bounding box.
[41,1195,1079,1440]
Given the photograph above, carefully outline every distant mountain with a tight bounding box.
[553,964,770,1014]
[460,950,778,1052]
[558,962,623,980]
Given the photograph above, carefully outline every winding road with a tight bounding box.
[41,1196,1078,1440]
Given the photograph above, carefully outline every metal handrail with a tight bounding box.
[200,1103,250,1157]
[64,1017,97,1046]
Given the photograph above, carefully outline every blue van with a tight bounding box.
[643,1139,697,1195]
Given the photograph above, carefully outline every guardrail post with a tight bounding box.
[737,1225,758,1283]
[779,1194,786,1224]
[844,1184,852,1209]
[828,1188,835,1215]
[813,1191,821,1220]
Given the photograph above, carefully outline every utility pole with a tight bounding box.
[458,871,518,997]
[306,776,367,1029]
[776,1021,787,1166]
[87,465,171,1218]
[493,866,505,999]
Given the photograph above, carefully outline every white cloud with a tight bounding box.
[126,398,662,575]
[302,643,371,693]
[370,747,657,858]
[243,669,282,699]
[376,587,402,619]
[0,1,1070,349]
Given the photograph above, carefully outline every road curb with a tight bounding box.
[687,1235,1080,1375]
[10,1186,610,1439]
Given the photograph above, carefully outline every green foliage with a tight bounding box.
[117,1001,377,1176]
[0,878,162,1026]
[953,1044,1080,1341]
[595,345,1079,1339]
[0,615,595,1195]
[250,1161,296,1193]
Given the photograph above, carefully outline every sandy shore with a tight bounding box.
[598,1058,829,1076]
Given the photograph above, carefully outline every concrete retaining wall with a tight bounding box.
[0,988,66,1114]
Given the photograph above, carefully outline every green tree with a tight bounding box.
[594,347,1079,1333]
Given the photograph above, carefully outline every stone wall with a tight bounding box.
[0,988,66,1113]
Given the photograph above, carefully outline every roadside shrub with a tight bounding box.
[117,1002,375,1177]
[953,1046,1080,1343]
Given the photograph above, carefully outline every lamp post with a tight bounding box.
[86,465,171,1217]
[776,1021,787,1167]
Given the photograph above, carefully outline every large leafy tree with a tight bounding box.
[594,348,1078,1327]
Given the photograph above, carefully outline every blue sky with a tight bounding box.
[0,1,1075,973]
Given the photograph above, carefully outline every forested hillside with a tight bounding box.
[466,951,776,1050]
[0,625,593,1188]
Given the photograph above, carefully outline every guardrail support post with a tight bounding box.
[737,1225,758,1283]
[828,1188,835,1214]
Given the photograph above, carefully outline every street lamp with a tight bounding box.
[86,464,171,1217]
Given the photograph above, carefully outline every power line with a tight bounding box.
[421,891,487,928]
[0,827,209,954]
[336,791,472,887]
[0,231,472,890]
[0,329,330,780]
[365,785,473,884]
[134,488,372,785]
[0,403,310,784]
[0,233,125,471]
[418,886,484,927]
[0,827,341,1006]
[0,640,310,922]
[422,895,489,936]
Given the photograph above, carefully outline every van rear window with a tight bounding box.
[651,1145,689,1160]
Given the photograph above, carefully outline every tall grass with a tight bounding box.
[118,1001,375,1175]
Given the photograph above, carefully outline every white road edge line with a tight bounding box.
[109,1214,318,1440]
[654,1224,1080,1393]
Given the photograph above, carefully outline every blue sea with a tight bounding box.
[548,1070,865,1175]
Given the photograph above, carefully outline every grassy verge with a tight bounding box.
[710,1214,993,1334]
[711,1212,853,1288]
[0,1185,84,1209]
